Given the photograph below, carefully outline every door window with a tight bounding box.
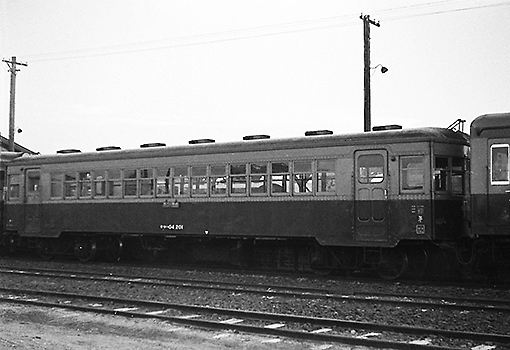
[358,154,384,183]
[26,170,40,193]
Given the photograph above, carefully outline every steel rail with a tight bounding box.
[1,266,509,314]
[0,287,509,347]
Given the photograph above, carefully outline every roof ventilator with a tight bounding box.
[189,139,215,145]
[140,143,166,148]
[372,125,402,131]
[96,146,122,151]
[243,135,270,141]
[305,130,333,136]
[56,149,81,154]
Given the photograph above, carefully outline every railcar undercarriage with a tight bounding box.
[1,231,490,280]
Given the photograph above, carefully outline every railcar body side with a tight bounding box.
[470,112,510,263]
[0,152,24,249]
[2,127,469,274]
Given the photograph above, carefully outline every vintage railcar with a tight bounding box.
[470,112,510,265]
[0,151,26,251]
[1,126,469,278]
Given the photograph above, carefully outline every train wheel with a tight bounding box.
[407,247,429,278]
[103,236,123,262]
[37,240,55,261]
[6,234,19,254]
[308,244,333,275]
[377,249,409,280]
[74,238,97,262]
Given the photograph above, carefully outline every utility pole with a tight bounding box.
[360,14,380,132]
[2,56,28,151]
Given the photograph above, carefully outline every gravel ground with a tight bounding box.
[1,258,509,349]
[2,267,509,336]
[0,303,377,350]
[14,279,510,336]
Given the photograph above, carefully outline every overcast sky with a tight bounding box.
[1,0,509,154]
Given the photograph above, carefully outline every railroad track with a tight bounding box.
[1,265,509,314]
[0,264,509,349]
[1,286,509,350]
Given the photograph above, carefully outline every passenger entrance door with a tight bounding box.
[23,168,42,235]
[354,150,389,241]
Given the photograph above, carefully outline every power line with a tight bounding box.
[18,0,510,62]
[376,1,510,21]
[21,16,359,62]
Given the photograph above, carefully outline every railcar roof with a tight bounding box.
[8,127,468,166]
[471,112,510,138]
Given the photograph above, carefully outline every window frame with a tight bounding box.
[93,170,107,198]
[191,165,208,197]
[317,158,336,194]
[156,167,172,197]
[490,144,510,185]
[209,164,227,197]
[139,168,155,197]
[400,155,425,193]
[249,162,268,196]
[50,173,64,199]
[229,163,248,196]
[64,171,78,199]
[107,169,122,198]
[270,161,291,196]
[7,174,21,200]
[293,160,314,195]
[433,155,466,194]
[173,165,190,197]
[78,171,92,198]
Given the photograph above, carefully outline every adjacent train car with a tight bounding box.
[1,126,469,278]
[0,151,25,251]
[470,112,510,265]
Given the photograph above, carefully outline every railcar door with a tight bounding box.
[23,168,42,235]
[354,150,389,241]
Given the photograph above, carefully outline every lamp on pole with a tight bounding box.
[372,64,388,75]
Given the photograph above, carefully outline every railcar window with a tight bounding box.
[230,164,247,195]
[50,173,63,198]
[401,156,424,192]
[358,155,383,184]
[78,172,92,198]
[8,174,20,199]
[491,145,509,185]
[27,171,40,192]
[250,162,268,195]
[318,159,336,192]
[140,168,154,197]
[271,162,290,194]
[93,171,106,197]
[124,170,137,197]
[451,157,464,193]
[107,170,122,197]
[64,172,77,198]
[294,160,313,194]
[156,168,171,196]
[173,166,189,196]
[191,166,207,196]
[433,156,465,193]
[210,165,227,196]
[434,157,449,191]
